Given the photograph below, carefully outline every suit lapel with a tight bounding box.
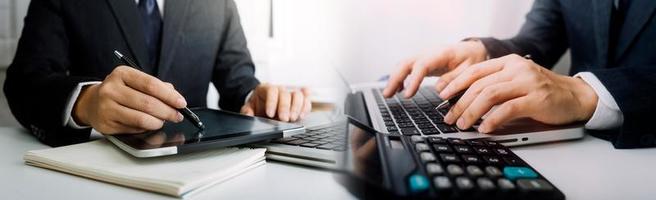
[106,0,152,74]
[592,0,612,67]
[157,0,190,77]
[614,0,656,62]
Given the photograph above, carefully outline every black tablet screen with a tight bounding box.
[113,109,300,150]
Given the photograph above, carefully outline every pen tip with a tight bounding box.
[113,50,123,58]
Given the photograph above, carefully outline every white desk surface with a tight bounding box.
[1,126,655,200]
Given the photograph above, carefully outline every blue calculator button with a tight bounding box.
[503,167,538,180]
[408,174,430,193]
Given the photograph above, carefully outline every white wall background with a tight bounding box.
[1,0,565,108]
[235,0,538,86]
[0,0,28,68]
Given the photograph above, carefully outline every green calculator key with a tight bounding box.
[503,166,538,180]
[408,174,430,192]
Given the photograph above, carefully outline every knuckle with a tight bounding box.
[451,102,465,114]
[144,79,160,94]
[97,84,112,97]
[140,98,155,112]
[505,102,520,114]
[481,87,500,101]
[462,110,476,122]
[468,66,483,78]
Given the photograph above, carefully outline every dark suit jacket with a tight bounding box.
[480,0,656,148]
[3,0,260,146]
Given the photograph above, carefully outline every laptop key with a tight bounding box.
[317,144,338,150]
[285,139,309,145]
[437,124,458,133]
[274,137,298,143]
[421,128,440,135]
[401,128,421,135]
[300,143,321,148]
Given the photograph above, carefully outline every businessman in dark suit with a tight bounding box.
[4,0,311,146]
[384,0,656,148]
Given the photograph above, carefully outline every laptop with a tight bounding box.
[257,76,584,169]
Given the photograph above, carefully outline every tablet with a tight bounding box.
[107,108,305,157]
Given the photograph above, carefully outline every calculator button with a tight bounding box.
[433,144,453,153]
[425,163,444,175]
[448,138,466,145]
[473,146,492,155]
[462,155,481,164]
[503,157,525,166]
[485,166,503,177]
[466,165,484,176]
[440,154,461,163]
[410,135,424,143]
[485,141,500,146]
[408,174,431,193]
[428,137,446,144]
[516,179,554,191]
[467,140,484,146]
[483,156,503,165]
[420,152,437,162]
[476,177,495,190]
[453,145,472,153]
[415,143,430,152]
[433,176,452,190]
[494,148,510,156]
[446,164,464,176]
[455,177,474,190]
[503,167,538,180]
[497,178,516,190]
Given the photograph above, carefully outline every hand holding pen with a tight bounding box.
[114,50,205,130]
[68,50,203,134]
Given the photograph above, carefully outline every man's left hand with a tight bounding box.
[240,83,312,122]
[439,54,598,133]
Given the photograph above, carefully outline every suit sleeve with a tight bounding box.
[211,0,260,112]
[3,0,98,146]
[586,67,656,148]
[479,0,569,68]
[474,0,656,148]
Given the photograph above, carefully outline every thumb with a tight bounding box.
[240,104,255,116]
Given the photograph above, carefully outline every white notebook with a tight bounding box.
[24,139,266,197]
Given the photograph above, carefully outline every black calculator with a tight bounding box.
[335,117,565,200]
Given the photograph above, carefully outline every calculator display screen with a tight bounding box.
[343,122,385,186]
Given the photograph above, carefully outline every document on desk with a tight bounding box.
[24,139,266,197]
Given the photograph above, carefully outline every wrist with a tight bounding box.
[461,38,489,62]
[73,84,98,126]
[570,77,598,121]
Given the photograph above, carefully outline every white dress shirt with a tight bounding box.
[574,72,624,130]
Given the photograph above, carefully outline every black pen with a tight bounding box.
[113,50,205,130]
[435,91,464,110]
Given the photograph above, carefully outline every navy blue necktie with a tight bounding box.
[608,0,630,64]
[138,0,162,72]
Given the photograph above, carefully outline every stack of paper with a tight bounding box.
[24,139,265,197]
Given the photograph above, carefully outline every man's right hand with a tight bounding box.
[73,66,188,134]
[382,40,488,98]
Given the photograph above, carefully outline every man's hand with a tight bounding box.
[383,40,488,98]
[439,54,598,133]
[73,66,187,134]
[240,84,311,122]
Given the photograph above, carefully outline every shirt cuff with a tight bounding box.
[574,72,624,130]
[244,90,254,105]
[63,81,102,129]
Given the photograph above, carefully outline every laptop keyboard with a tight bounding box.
[271,124,347,151]
[373,87,479,136]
